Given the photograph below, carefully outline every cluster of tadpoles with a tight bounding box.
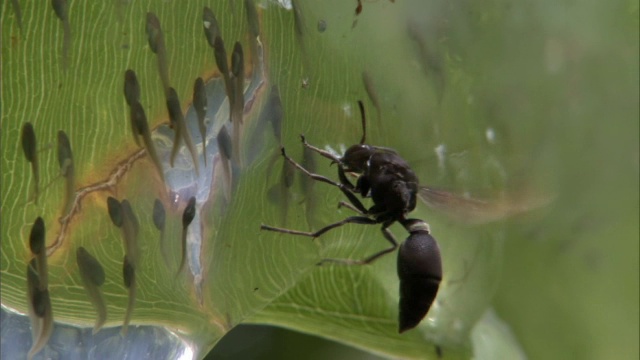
[24,217,107,360]
[25,217,52,360]
[12,0,74,68]
[18,3,269,356]
[20,122,109,358]
[20,121,80,359]
[103,194,195,336]
[20,197,198,358]
[21,124,75,214]
[124,6,258,201]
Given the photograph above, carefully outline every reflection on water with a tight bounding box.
[1,305,194,360]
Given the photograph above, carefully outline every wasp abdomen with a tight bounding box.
[397,228,442,333]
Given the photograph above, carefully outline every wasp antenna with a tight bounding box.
[357,100,366,144]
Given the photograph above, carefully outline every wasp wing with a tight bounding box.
[418,186,553,225]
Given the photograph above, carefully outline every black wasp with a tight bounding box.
[261,101,443,333]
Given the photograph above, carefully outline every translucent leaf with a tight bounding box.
[3,0,637,359]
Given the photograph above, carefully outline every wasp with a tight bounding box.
[260,101,442,333]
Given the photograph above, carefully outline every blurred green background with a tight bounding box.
[2,0,638,359]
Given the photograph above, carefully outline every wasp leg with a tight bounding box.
[261,215,377,238]
[279,147,368,213]
[299,135,341,163]
[318,220,398,266]
[337,200,364,214]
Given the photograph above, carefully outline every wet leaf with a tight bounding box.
[2,1,637,360]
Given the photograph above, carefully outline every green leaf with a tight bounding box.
[3,0,637,359]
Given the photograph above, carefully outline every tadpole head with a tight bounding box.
[145,12,162,53]
[122,255,135,288]
[182,196,197,227]
[21,122,36,163]
[152,199,166,231]
[77,246,106,287]
[123,69,140,106]
[106,197,123,227]
[31,288,51,318]
[29,217,46,255]
[57,130,73,171]
[202,7,220,48]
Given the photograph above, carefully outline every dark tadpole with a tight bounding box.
[182,197,197,228]
[123,69,140,107]
[22,122,39,203]
[193,77,208,166]
[177,196,196,276]
[131,101,165,182]
[51,0,71,70]
[76,246,107,334]
[57,130,75,216]
[124,69,142,146]
[216,126,233,202]
[213,36,233,111]
[153,198,171,268]
[122,255,135,288]
[106,196,123,227]
[27,259,44,317]
[76,247,105,287]
[121,199,140,265]
[166,87,200,175]
[217,126,232,162]
[121,254,136,336]
[244,0,260,39]
[166,87,183,166]
[28,217,49,292]
[29,216,46,256]
[231,42,245,122]
[146,12,170,95]
[231,42,245,165]
[202,7,220,48]
[57,130,73,175]
[26,257,53,360]
[152,198,166,232]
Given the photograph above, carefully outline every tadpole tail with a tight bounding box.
[27,290,53,360]
[31,160,39,205]
[91,286,107,335]
[63,165,75,216]
[157,48,171,96]
[180,123,200,176]
[198,123,207,167]
[169,126,182,168]
[176,227,187,276]
[142,130,165,183]
[121,272,136,336]
[220,155,232,203]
